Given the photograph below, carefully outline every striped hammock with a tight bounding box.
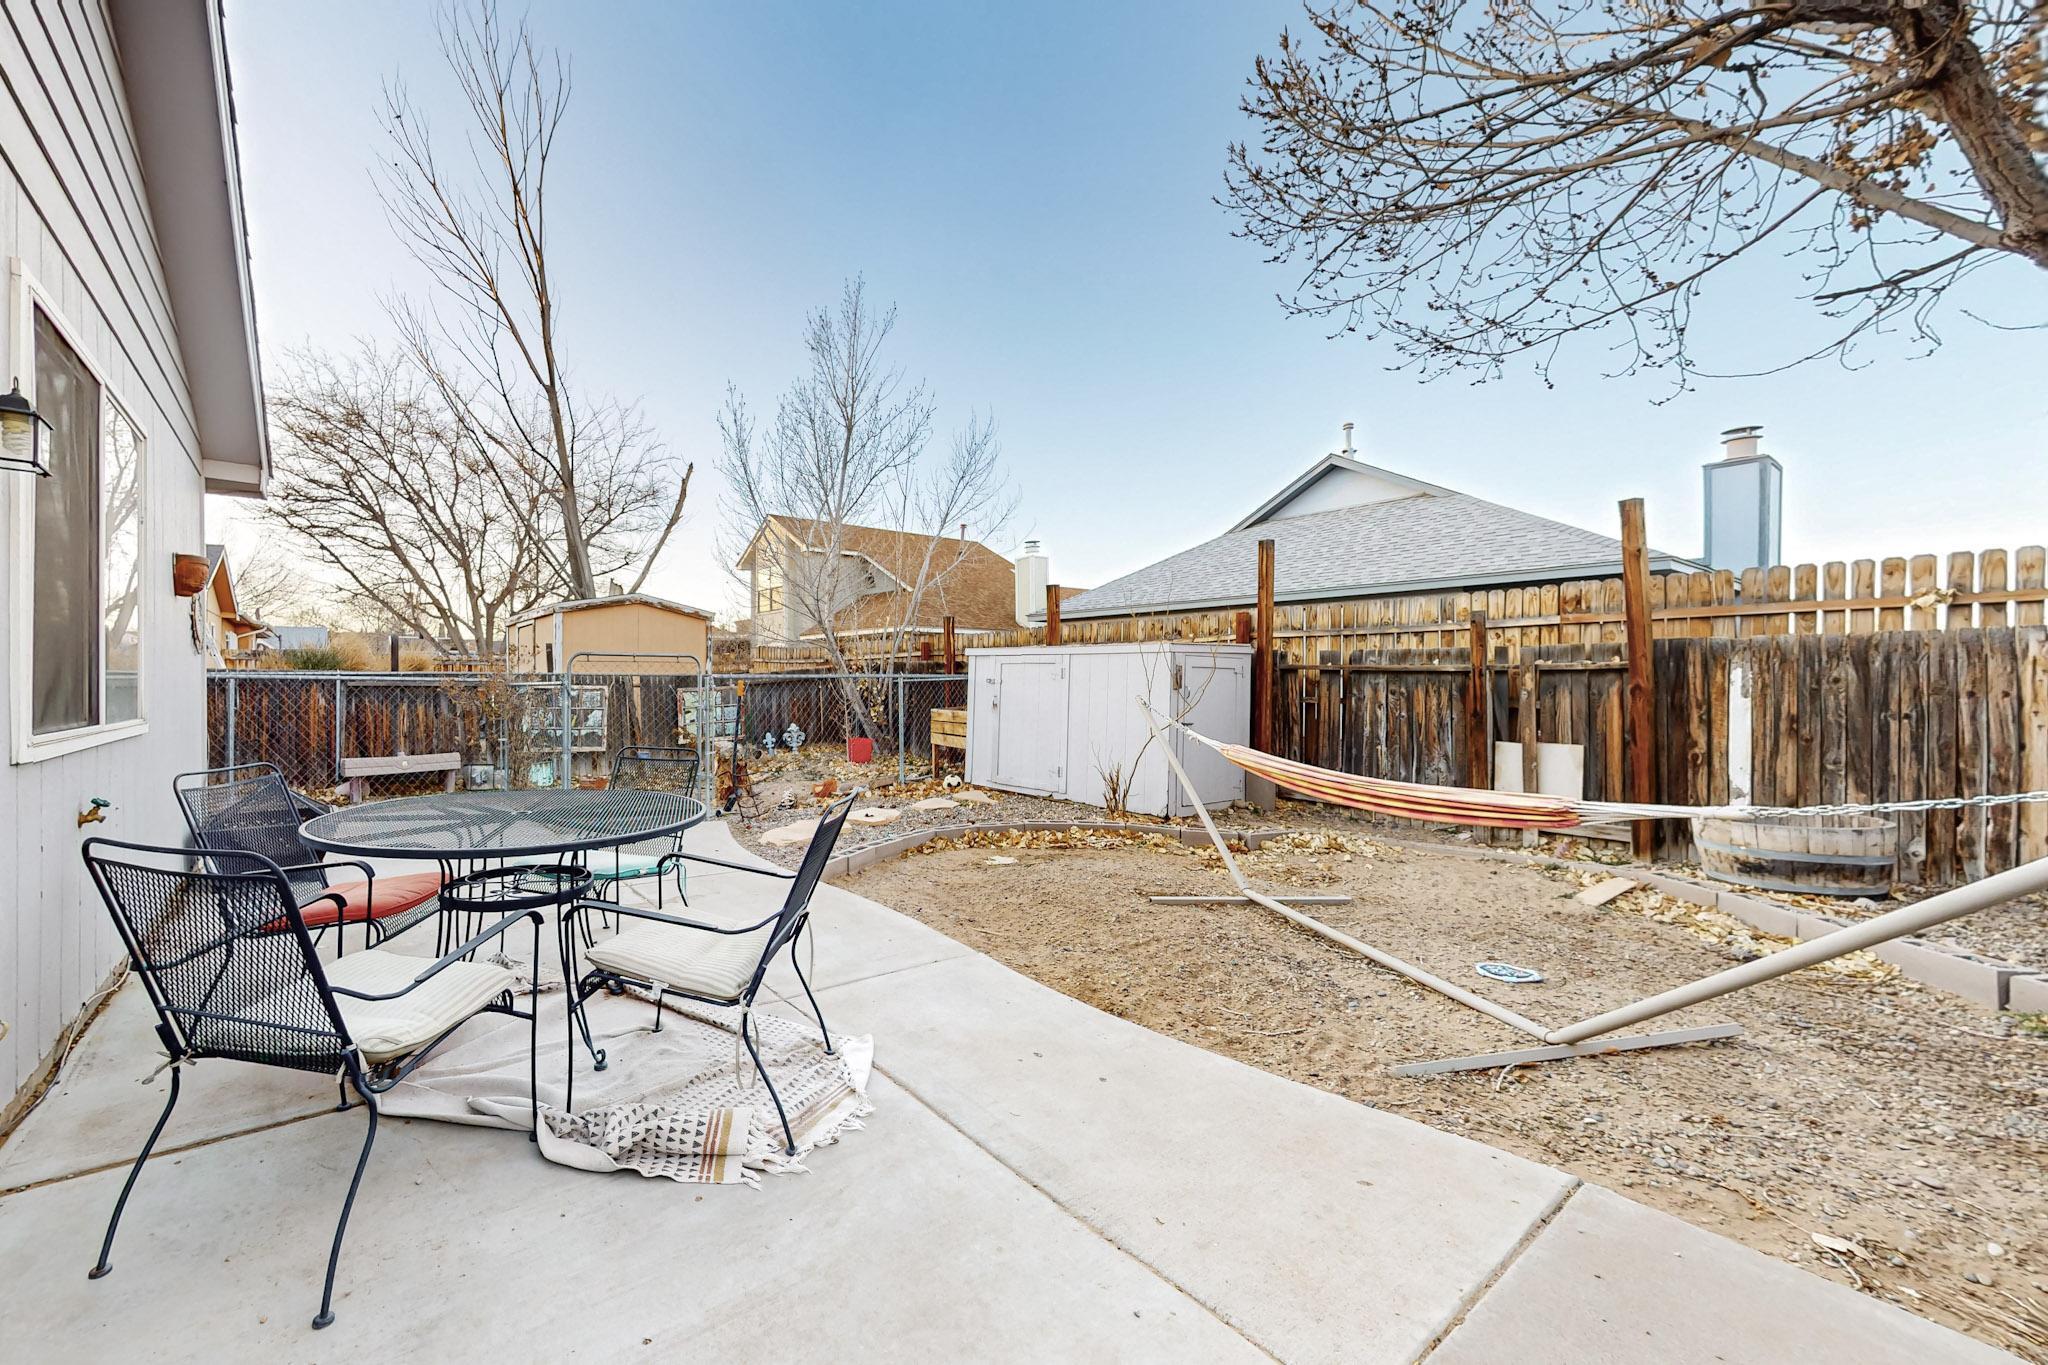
[1206,742,1580,829]
[1167,717,1748,828]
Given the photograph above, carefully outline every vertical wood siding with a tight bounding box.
[0,4,207,1111]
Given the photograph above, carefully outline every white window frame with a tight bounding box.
[8,259,150,763]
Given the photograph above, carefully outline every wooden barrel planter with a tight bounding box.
[1691,814,1897,897]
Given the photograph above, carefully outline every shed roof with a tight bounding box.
[510,592,716,624]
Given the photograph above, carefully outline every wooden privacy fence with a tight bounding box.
[1269,626,2048,888]
[983,545,2048,660]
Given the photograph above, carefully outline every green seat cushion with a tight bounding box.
[589,851,673,880]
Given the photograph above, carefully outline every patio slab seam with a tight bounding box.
[0,1106,339,1198]
[869,1056,1284,1364]
[1415,1180,1585,1361]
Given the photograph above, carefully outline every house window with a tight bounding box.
[17,297,145,754]
[756,584,783,614]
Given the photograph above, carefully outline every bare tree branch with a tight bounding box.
[1225,0,2048,382]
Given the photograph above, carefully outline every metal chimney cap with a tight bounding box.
[1021,538,1043,555]
[1720,425,1763,440]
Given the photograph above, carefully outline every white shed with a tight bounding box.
[964,643,1252,816]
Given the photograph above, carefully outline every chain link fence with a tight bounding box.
[206,669,969,802]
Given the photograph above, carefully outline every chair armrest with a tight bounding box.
[274,857,379,890]
[329,909,540,1000]
[590,900,777,935]
[674,852,795,879]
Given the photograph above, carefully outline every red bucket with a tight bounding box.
[847,737,874,764]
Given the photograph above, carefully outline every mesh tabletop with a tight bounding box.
[298,790,706,860]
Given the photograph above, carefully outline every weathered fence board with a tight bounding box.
[1269,627,2048,888]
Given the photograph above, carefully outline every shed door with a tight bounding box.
[991,657,1068,795]
[1168,653,1247,816]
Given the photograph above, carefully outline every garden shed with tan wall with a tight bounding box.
[508,593,715,673]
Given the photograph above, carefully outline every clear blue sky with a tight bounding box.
[215,1,2048,619]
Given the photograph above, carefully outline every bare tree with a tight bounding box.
[718,279,1014,679]
[1226,0,2048,381]
[378,4,690,595]
[260,345,687,655]
[228,542,313,624]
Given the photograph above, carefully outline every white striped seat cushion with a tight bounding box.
[321,949,516,1063]
[584,922,775,1002]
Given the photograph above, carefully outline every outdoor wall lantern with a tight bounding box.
[0,378,51,476]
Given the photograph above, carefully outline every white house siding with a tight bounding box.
[0,4,209,1112]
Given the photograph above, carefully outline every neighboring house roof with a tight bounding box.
[509,592,717,625]
[108,0,269,496]
[200,542,264,630]
[1058,455,1701,620]
[741,516,1020,634]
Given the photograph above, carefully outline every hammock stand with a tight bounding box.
[1143,705,2048,1077]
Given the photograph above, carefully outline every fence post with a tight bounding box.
[225,672,238,768]
[1466,612,1490,792]
[560,666,573,790]
[896,673,907,787]
[942,615,957,674]
[1620,498,1657,860]
[1253,539,1276,752]
[333,677,345,785]
[1045,585,1062,645]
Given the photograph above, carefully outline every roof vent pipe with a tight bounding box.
[1341,422,1356,457]
[1720,425,1763,461]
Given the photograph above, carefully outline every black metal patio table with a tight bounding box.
[301,789,708,1106]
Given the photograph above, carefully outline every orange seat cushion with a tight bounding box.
[291,871,446,930]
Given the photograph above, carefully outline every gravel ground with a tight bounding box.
[825,828,2048,1359]
[733,748,2048,974]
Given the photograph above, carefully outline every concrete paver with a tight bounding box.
[0,1073,1257,1362]
[1428,1184,2013,1364]
[0,983,337,1191]
[0,817,2018,1362]
[821,948,1577,1363]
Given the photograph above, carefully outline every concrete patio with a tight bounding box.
[0,820,2017,1363]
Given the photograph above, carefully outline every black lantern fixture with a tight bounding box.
[0,377,52,476]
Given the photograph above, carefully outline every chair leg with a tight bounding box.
[740,1008,796,1156]
[88,1064,182,1280]
[790,935,834,1056]
[559,908,606,1074]
[528,917,542,1142]
[313,1089,379,1330]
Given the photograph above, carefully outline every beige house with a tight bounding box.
[195,545,269,666]
[736,515,1021,646]
[508,593,714,674]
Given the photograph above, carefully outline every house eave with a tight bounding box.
[110,0,270,497]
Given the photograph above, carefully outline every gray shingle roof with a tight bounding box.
[1060,488,1696,619]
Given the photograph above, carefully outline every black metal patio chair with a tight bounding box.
[80,839,543,1330]
[582,746,702,918]
[567,792,856,1155]
[174,763,444,952]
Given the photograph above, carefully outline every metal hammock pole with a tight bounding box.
[1146,700,2048,1075]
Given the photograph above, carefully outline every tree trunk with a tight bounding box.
[1900,4,2048,267]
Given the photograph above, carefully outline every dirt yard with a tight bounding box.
[841,830,2048,1359]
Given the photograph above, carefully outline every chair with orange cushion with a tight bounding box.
[174,763,445,951]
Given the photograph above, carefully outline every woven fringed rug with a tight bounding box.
[380,983,872,1185]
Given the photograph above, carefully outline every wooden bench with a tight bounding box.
[930,708,967,775]
[339,751,463,804]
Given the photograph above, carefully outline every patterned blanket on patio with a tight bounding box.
[381,982,872,1185]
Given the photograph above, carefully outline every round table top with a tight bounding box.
[299,789,708,861]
